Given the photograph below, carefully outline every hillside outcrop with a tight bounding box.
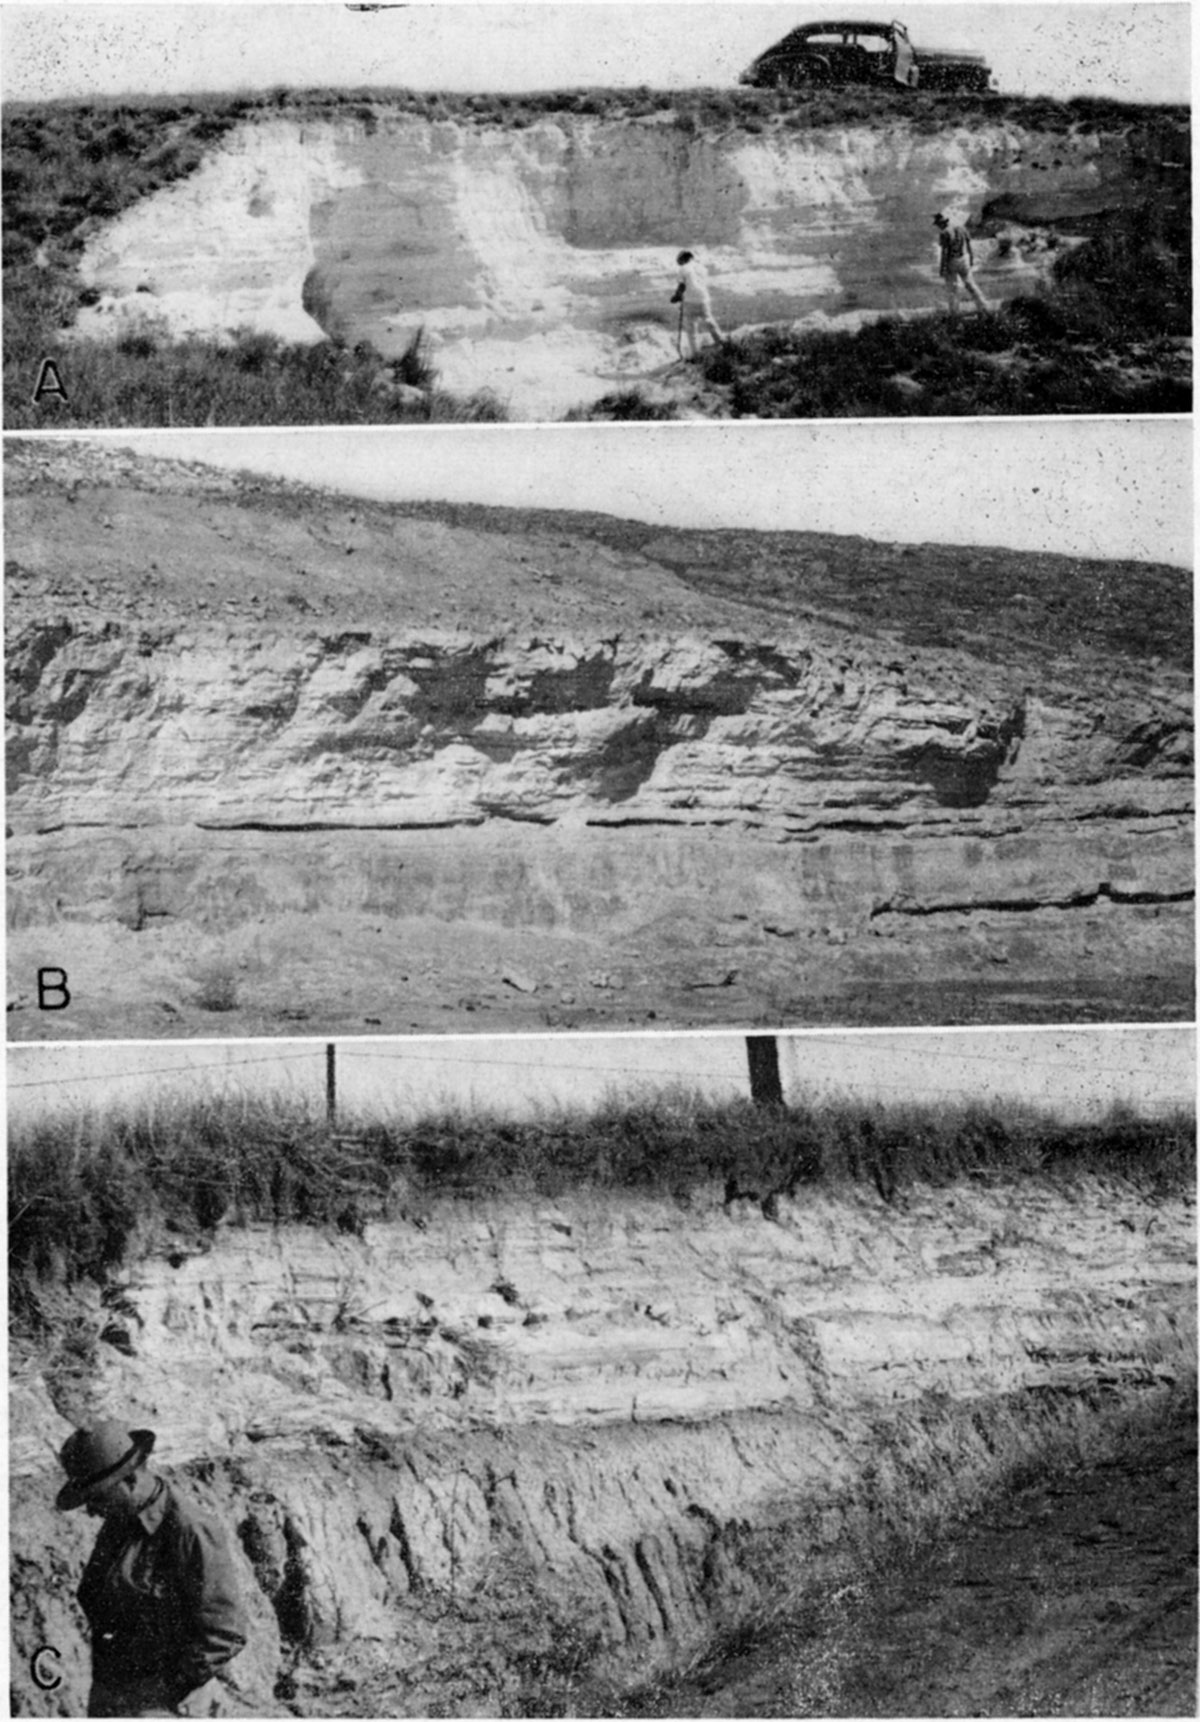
[5,442,1192,1038]
[69,109,1186,415]
[9,1172,1196,1715]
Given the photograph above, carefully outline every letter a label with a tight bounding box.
[32,359,69,405]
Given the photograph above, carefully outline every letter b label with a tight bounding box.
[37,968,71,1010]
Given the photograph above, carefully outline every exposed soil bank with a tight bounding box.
[67,107,1188,416]
[9,1171,1195,1716]
[5,443,1193,1038]
[622,1411,1197,1717]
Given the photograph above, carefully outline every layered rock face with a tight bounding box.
[4,445,1192,1032]
[7,624,1187,841]
[10,1176,1196,1714]
[7,623,1191,926]
[71,111,1182,413]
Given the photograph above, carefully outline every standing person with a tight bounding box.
[933,212,989,316]
[56,1421,249,1718]
[672,249,726,357]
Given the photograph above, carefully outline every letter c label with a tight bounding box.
[31,1645,62,1691]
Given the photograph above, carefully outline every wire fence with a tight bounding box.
[7,1032,1193,1120]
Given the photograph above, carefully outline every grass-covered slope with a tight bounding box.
[7,438,1192,670]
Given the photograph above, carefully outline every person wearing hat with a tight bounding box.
[933,212,989,316]
[671,250,727,358]
[57,1421,249,1718]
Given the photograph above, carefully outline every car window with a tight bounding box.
[857,34,891,53]
[805,32,843,46]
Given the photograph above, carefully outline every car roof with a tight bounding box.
[761,21,895,51]
[752,19,900,63]
[796,20,897,32]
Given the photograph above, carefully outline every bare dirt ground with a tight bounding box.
[7,902,1192,1042]
[623,1417,1198,1718]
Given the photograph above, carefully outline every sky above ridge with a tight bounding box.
[106,420,1194,567]
[2,5,1190,106]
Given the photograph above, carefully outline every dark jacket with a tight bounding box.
[78,1478,248,1703]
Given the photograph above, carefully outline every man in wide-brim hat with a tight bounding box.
[56,1420,248,1718]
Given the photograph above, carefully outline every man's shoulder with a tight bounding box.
[157,1481,223,1543]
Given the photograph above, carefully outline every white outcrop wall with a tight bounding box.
[72,112,1159,413]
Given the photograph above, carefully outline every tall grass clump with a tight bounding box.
[4,324,508,427]
[10,1089,1193,1337]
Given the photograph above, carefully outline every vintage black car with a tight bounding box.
[739,18,994,93]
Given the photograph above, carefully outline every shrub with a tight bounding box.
[115,325,160,359]
[424,386,507,422]
[231,328,284,373]
[192,961,240,1012]
[565,388,681,421]
[395,324,436,390]
[2,231,36,269]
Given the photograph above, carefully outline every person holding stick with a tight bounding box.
[671,249,726,357]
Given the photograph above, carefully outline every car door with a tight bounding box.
[890,20,918,86]
[857,30,896,83]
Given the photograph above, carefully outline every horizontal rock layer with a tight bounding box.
[6,817,1192,934]
[43,1179,1198,1452]
[7,614,1192,830]
[7,620,1191,964]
